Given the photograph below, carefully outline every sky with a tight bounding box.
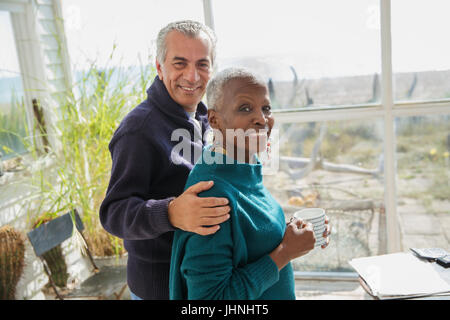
[2,0,450,79]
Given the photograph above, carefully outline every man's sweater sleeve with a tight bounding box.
[99,132,175,240]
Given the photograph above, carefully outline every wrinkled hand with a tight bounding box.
[168,181,231,236]
[283,217,316,258]
[288,215,332,249]
[270,217,316,270]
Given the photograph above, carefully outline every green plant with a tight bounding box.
[32,49,156,256]
[0,94,29,160]
[0,225,26,300]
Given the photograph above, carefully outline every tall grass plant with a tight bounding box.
[33,50,156,256]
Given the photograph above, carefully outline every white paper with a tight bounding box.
[349,252,450,298]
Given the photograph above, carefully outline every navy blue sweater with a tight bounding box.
[99,75,209,299]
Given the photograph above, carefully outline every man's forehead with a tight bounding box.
[165,30,212,60]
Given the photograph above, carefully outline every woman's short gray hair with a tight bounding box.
[156,20,217,66]
[206,67,267,111]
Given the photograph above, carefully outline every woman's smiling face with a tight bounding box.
[208,77,274,162]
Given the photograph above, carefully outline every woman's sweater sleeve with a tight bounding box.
[180,208,280,300]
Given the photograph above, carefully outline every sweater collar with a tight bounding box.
[146,75,208,127]
[202,146,263,187]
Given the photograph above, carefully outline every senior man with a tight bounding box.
[100,20,231,300]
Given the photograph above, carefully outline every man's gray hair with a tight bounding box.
[156,20,217,66]
[206,67,267,111]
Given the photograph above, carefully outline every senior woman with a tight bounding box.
[169,68,330,300]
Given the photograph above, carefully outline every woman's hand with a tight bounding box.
[269,218,316,271]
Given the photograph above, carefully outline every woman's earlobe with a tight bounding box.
[207,110,219,128]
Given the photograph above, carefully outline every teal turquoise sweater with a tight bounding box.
[169,147,295,300]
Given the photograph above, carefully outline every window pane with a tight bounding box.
[213,0,381,109]
[396,115,450,249]
[62,0,205,69]
[0,11,27,161]
[392,0,450,102]
[264,118,385,272]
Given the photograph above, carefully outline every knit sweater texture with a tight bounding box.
[99,75,209,299]
[170,148,295,300]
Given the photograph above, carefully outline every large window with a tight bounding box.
[208,0,450,274]
[213,0,381,109]
[392,0,450,102]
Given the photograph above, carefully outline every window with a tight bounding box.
[62,0,205,71]
[396,114,450,248]
[213,0,381,109]
[392,0,450,102]
[0,11,27,161]
[209,0,450,274]
[265,118,385,271]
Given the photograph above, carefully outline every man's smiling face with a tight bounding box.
[156,30,213,112]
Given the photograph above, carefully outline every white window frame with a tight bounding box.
[0,1,44,211]
[1,0,51,155]
[1,0,72,162]
[0,0,73,214]
[203,0,450,259]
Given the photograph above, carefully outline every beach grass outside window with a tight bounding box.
[395,114,450,250]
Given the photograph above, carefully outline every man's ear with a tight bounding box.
[207,109,220,129]
[156,59,164,80]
